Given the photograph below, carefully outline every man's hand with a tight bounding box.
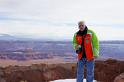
[75,45,82,54]
[76,50,81,54]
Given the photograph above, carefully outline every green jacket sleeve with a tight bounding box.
[73,33,78,50]
[91,30,100,57]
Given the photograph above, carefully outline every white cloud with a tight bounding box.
[89,26,124,40]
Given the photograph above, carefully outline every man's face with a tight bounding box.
[78,24,85,31]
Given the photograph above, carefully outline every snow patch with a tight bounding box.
[50,79,97,82]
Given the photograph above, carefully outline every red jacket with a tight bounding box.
[76,34,94,61]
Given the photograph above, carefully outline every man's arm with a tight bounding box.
[91,30,100,58]
[73,33,78,50]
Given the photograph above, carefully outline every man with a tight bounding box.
[73,21,99,82]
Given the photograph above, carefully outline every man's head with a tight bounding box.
[78,21,86,31]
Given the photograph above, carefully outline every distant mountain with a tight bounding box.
[0,33,70,41]
[0,34,17,40]
[0,33,34,41]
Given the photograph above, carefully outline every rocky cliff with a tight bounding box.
[0,59,124,82]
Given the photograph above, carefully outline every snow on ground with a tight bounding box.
[50,79,97,82]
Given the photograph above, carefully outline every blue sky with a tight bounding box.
[0,0,124,40]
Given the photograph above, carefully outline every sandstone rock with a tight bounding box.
[0,78,6,82]
[114,73,124,82]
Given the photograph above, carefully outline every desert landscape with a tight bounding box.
[0,41,124,82]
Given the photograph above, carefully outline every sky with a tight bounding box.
[0,0,124,40]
